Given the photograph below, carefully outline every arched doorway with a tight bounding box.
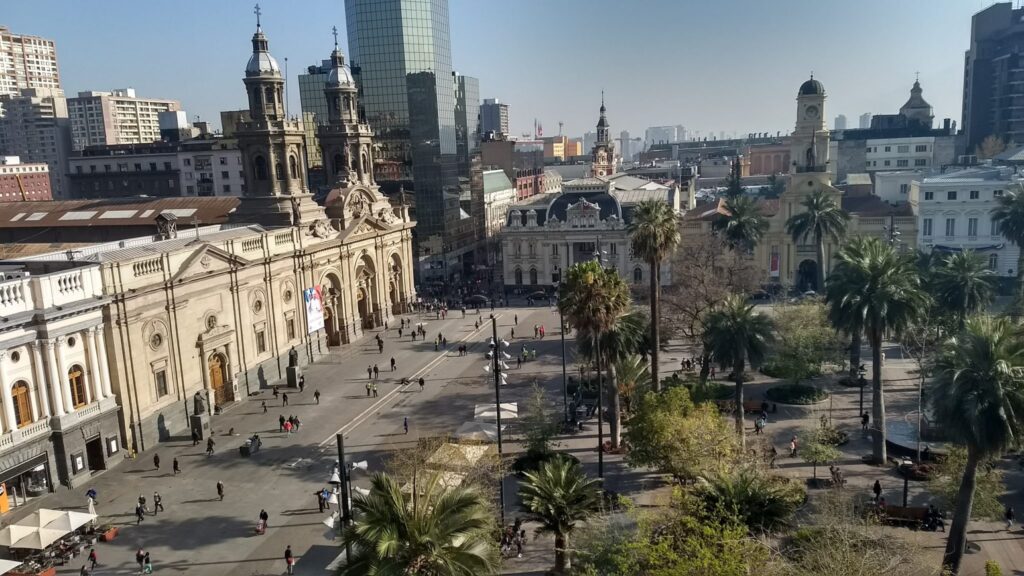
[321,272,344,346]
[324,305,339,346]
[11,381,31,429]
[389,253,405,315]
[354,255,377,329]
[797,259,818,293]
[208,353,233,406]
[357,287,372,329]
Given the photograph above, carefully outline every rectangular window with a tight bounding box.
[149,162,157,171]
[164,162,172,170]
[75,165,82,174]
[134,163,142,171]
[945,218,956,237]
[155,369,168,398]
[884,146,891,152]
[884,160,891,167]
[256,329,267,354]
[609,243,618,255]
[968,218,978,237]
[551,244,559,256]
[915,159,928,167]
[992,219,1000,236]
[896,159,908,167]
[969,190,979,199]
[223,184,231,193]
[915,144,928,152]
[990,253,999,271]
[184,158,191,166]
[219,157,227,165]
[899,184,909,195]
[995,189,1004,197]
[897,145,909,153]
[947,191,957,200]
[186,185,194,194]
[286,318,296,340]
[922,218,932,236]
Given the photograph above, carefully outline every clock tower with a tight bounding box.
[790,75,830,178]
[590,93,615,177]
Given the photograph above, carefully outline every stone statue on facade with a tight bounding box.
[193,391,207,415]
[288,346,299,368]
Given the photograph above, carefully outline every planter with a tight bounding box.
[765,384,829,416]
[99,527,118,542]
[805,477,830,489]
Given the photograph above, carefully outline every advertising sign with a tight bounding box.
[304,286,325,333]
[769,252,780,278]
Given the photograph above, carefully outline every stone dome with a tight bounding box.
[799,77,825,96]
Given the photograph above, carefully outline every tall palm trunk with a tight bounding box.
[698,349,711,385]
[606,361,621,449]
[870,324,887,464]
[649,258,661,392]
[943,448,980,575]
[733,358,746,449]
[815,232,826,291]
[554,532,569,572]
[847,328,862,380]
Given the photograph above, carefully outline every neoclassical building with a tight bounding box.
[0,261,120,494]
[681,77,917,291]
[9,21,416,452]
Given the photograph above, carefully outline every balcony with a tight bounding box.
[50,397,117,433]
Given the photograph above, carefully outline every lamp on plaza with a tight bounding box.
[484,317,507,525]
[554,257,569,424]
[857,364,867,421]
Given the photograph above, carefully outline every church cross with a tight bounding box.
[332,26,339,49]
[254,3,262,28]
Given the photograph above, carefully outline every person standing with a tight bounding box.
[279,414,286,432]
[390,357,396,371]
[1007,506,1016,531]
[88,547,98,570]
[135,548,145,572]
[282,392,289,407]
[404,416,409,435]
[284,545,295,575]
[373,364,379,379]
[153,492,164,514]
[260,508,269,529]
[788,436,798,457]
[153,453,160,471]
[262,400,268,413]
[172,458,180,475]
[372,382,379,398]
[191,429,199,446]
[135,504,145,525]
[298,375,305,393]
[316,491,325,512]
[217,480,225,501]
[872,480,882,502]
[206,437,215,456]
[367,365,373,380]
[365,381,372,397]
[861,412,870,432]
[314,389,321,404]
[419,378,425,392]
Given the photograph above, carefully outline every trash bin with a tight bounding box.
[239,443,251,457]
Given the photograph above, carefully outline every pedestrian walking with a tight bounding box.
[173,458,180,475]
[298,374,305,393]
[378,340,384,354]
[206,437,215,456]
[135,548,145,571]
[135,504,144,524]
[398,327,403,338]
[284,419,293,434]
[419,378,425,392]
[788,436,798,457]
[1007,506,1016,530]
[282,392,289,406]
[390,357,396,371]
[273,385,279,398]
[514,314,518,325]
[262,400,267,413]
[511,327,515,339]
[367,365,373,380]
[153,453,160,471]
[372,382,379,398]
[217,480,225,501]
[138,493,147,511]
[260,508,269,528]
[279,414,286,432]
[153,492,164,514]
[769,445,778,468]
[191,429,199,446]
[314,389,321,404]
[373,364,379,379]
[79,564,89,576]
[365,381,371,397]
[142,552,152,574]
[517,355,522,369]
[284,545,295,575]
[404,416,409,435]
[88,547,98,570]
[317,491,325,512]
[872,480,882,502]
[861,411,869,432]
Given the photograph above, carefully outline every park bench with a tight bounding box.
[868,505,929,528]
[714,399,774,414]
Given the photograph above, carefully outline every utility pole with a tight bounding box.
[337,433,352,560]
[491,317,506,524]
[594,237,605,478]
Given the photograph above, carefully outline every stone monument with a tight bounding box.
[286,346,302,388]
[189,391,211,440]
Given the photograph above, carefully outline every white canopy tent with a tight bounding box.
[0,525,36,547]
[454,421,501,442]
[0,559,23,574]
[474,402,517,421]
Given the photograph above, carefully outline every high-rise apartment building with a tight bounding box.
[963,3,1024,151]
[480,98,509,136]
[0,26,60,99]
[454,72,480,180]
[0,88,72,198]
[859,113,872,129]
[834,114,847,130]
[68,89,181,151]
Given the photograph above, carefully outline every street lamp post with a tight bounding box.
[554,268,568,424]
[857,364,867,424]
[489,317,507,525]
[336,433,352,560]
[594,237,605,479]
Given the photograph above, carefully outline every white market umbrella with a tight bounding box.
[0,525,36,547]
[46,511,96,532]
[474,402,517,420]
[15,509,66,529]
[426,443,490,469]
[454,421,500,442]
[87,498,96,517]
[0,559,23,575]
[10,527,66,550]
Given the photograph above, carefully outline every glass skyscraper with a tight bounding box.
[345,0,460,249]
[298,59,332,168]
[454,72,479,181]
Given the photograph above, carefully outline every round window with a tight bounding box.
[10,351,20,363]
[67,337,76,348]
[150,333,163,349]
[206,316,217,330]
[253,300,263,313]
[283,289,293,302]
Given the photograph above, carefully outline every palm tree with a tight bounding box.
[613,354,649,414]
[712,195,767,253]
[991,186,1024,309]
[628,199,681,393]
[339,472,499,576]
[703,295,774,448]
[929,317,1024,574]
[931,250,997,328]
[559,260,630,462]
[825,236,928,464]
[519,455,603,573]
[785,189,850,292]
[578,311,647,448]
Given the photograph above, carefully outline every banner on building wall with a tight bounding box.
[769,252,780,278]
[304,286,325,334]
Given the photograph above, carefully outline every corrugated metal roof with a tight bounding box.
[97,225,262,263]
[0,197,240,228]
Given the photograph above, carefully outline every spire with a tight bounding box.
[332,25,339,50]
[600,90,606,114]
[254,3,262,31]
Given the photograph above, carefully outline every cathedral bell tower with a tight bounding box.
[318,29,377,189]
[233,4,325,228]
[590,93,616,177]
[784,75,833,202]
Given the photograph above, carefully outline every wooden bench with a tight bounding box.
[863,504,929,528]
[714,400,772,414]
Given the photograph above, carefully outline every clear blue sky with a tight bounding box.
[3,0,988,140]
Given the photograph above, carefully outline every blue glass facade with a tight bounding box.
[345,0,459,242]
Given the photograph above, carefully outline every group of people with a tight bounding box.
[500,518,527,559]
[134,491,164,524]
[279,414,302,433]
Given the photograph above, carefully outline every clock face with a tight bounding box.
[805,105,820,119]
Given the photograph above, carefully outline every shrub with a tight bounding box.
[986,560,1003,576]
[760,361,785,378]
[765,383,828,405]
[692,467,806,533]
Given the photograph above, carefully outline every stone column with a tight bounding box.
[54,336,74,414]
[200,349,211,391]
[0,352,9,432]
[85,328,103,402]
[30,342,48,419]
[94,327,113,398]
[44,340,65,417]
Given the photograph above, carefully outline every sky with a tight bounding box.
[3,0,992,142]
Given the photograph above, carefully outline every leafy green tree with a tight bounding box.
[929,316,1024,574]
[771,302,845,385]
[578,310,647,448]
[524,381,560,460]
[785,189,850,292]
[624,387,739,484]
[338,472,498,576]
[712,195,767,253]
[931,250,996,327]
[991,185,1024,310]
[928,446,1005,522]
[559,261,631,449]
[703,295,774,448]
[627,199,681,393]
[693,466,805,533]
[825,236,927,464]
[520,456,603,573]
[798,428,842,480]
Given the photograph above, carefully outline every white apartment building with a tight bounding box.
[68,89,181,151]
[915,166,1022,277]
[873,170,924,204]
[864,136,954,173]
[0,88,72,198]
[0,26,60,100]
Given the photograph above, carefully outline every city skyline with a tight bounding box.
[3,0,978,142]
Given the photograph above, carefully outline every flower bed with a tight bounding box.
[765,383,828,405]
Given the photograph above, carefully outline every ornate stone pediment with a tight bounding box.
[170,244,249,284]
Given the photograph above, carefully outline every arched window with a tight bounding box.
[333,154,344,175]
[989,253,999,271]
[289,155,298,179]
[275,162,284,180]
[11,381,31,428]
[68,365,87,408]
[634,267,643,283]
[514,268,523,285]
[254,156,268,181]
[529,268,538,285]
[264,87,275,111]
